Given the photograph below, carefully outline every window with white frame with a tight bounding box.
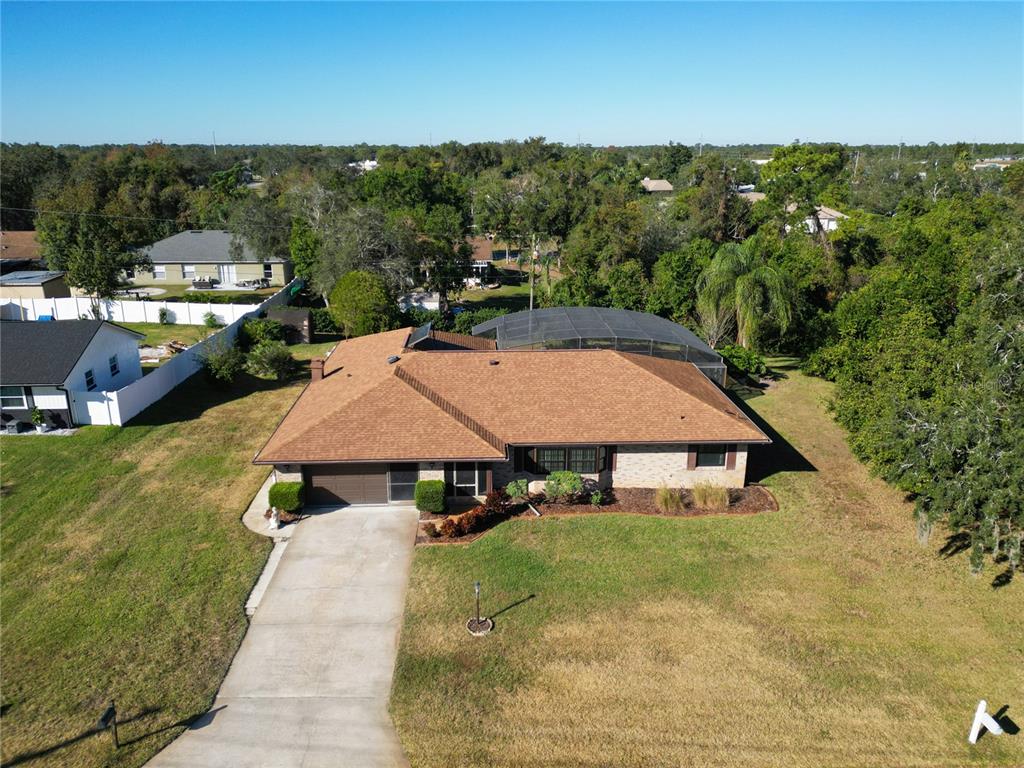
[263,262,273,279]
[153,265,166,280]
[0,386,27,409]
[109,355,119,376]
[84,369,96,391]
[183,265,196,279]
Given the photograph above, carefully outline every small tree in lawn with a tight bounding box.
[329,270,400,338]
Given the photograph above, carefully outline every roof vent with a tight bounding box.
[387,355,401,364]
[489,359,499,366]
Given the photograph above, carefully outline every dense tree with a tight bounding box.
[646,238,714,323]
[328,270,401,338]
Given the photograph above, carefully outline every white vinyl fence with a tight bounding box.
[59,281,296,426]
[1,294,271,326]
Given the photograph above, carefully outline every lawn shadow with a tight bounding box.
[939,531,971,559]
[1,707,161,767]
[491,594,536,621]
[994,705,1020,736]
[119,705,228,746]
[125,369,303,428]
[724,387,816,483]
[991,568,1015,589]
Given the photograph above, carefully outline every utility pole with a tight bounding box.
[852,151,860,180]
[212,131,217,156]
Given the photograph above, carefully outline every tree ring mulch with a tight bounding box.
[466,617,494,636]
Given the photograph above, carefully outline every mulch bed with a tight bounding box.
[415,486,778,545]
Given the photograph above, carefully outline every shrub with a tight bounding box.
[719,344,767,379]
[422,521,440,538]
[414,479,446,514]
[30,407,44,426]
[480,488,510,517]
[268,481,304,512]
[310,307,340,335]
[199,339,245,387]
[452,307,507,335]
[505,478,528,502]
[438,517,458,538]
[246,340,295,380]
[239,317,284,350]
[655,484,685,514]
[329,270,400,338]
[590,490,604,507]
[402,307,442,329]
[692,482,729,512]
[203,311,223,328]
[158,307,172,325]
[179,291,266,305]
[544,470,584,503]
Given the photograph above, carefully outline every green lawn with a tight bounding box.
[121,322,212,350]
[0,360,315,766]
[132,285,277,302]
[390,365,1024,767]
[456,281,534,313]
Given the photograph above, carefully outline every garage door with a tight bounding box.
[303,464,388,506]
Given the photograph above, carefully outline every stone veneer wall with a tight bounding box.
[491,443,749,492]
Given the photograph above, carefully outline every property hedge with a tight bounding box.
[269,481,304,512]
[414,479,446,514]
[310,307,339,335]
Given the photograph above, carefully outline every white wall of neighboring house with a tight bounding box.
[63,325,144,394]
[29,386,67,409]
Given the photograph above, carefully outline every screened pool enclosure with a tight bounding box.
[471,307,727,385]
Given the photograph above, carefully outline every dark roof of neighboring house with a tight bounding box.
[0,270,65,286]
[141,230,287,264]
[253,325,768,465]
[0,320,143,385]
[0,231,42,261]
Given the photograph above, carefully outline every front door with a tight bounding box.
[443,462,489,497]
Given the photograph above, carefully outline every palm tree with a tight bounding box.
[696,242,792,348]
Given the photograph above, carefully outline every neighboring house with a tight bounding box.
[0,271,71,299]
[254,307,769,506]
[641,177,674,193]
[0,319,144,430]
[737,190,766,204]
[133,230,293,288]
[972,158,1017,171]
[348,159,379,173]
[785,203,848,234]
[0,231,46,274]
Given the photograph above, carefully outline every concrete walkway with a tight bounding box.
[149,505,419,768]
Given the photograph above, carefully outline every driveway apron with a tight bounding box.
[148,506,419,768]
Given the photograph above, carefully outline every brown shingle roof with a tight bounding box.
[0,231,42,261]
[254,329,769,465]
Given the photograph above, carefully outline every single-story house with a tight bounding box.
[132,230,293,288]
[254,307,769,506]
[0,319,144,430]
[641,177,674,193]
[0,270,72,300]
[785,204,848,234]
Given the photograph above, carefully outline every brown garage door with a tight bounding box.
[303,464,389,506]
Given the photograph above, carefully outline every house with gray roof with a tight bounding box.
[132,230,293,289]
[0,320,144,430]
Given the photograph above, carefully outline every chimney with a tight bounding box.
[310,357,324,382]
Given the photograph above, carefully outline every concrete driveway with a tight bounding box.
[149,505,419,768]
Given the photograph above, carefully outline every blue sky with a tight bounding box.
[1,2,1021,146]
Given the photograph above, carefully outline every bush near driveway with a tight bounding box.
[268,481,304,512]
[415,480,446,514]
